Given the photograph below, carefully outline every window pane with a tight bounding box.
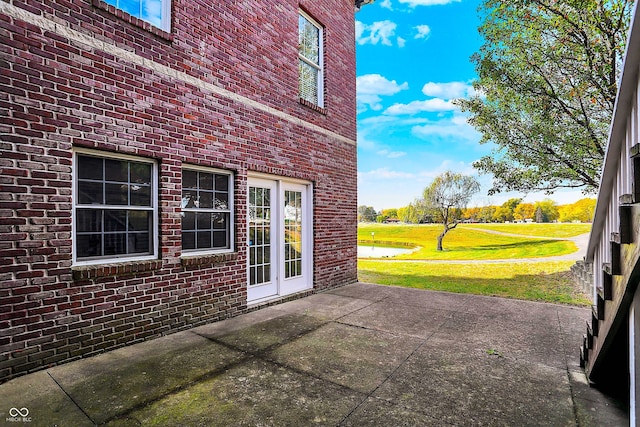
[182,212,195,230]
[104,210,127,232]
[215,174,228,192]
[77,234,101,258]
[77,209,101,232]
[196,212,211,229]
[120,0,142,18]
[105,158,128,183]
[215,192,228,209]
[181,169,233,252]
[104,233,126,255]
[199,172,213,190]
[182,191,197,208]
[212,213,226,229]
[182,231,195,249]
[128,211,149,231]
[299,60,319,104]
[142,0,163,28]
[130,184,151,206]
[200,191,213,209]
[75,153,156,262]
[213,231,226,248]
[105,183,128,205]
[77,181,103,204]
[196,231,211,249]
[299,15,320,63]
[130,232,150,253]
[183,170,197,189]
[130,162,151,184]
[78,156,103,180]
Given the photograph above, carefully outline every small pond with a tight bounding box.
[357,245,417,258]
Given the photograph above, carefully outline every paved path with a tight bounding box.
[0,283,627,426]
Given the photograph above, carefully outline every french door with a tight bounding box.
[247,176,312,304]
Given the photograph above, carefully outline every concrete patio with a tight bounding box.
[0,283,628,426]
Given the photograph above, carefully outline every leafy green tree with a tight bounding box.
[398,200,429,224]
[457,0,633,194]
[534,199,559,222]
[357,205,377,222]
[493,198,522,222]
[423,171,480,251]
[514,202,535,221]
[558,198,596,222]
[478,205,497,223]
[381,208,398,219]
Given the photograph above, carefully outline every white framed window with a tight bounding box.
[181,167,234,254]
[103,0,171,32]
[298,11,324,108]
[73,149,158,265]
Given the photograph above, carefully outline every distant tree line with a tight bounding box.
[359,197,595,224]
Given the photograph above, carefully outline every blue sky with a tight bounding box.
[355,0,587,211]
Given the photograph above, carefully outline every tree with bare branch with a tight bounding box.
[424,172,480,251]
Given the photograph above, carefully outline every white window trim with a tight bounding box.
[72,148,159,266]
[180,165,235,256]
[299,10,324,108]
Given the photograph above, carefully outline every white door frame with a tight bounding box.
[247,178,278,302]
[247,174,313,304]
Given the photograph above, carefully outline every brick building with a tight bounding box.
[0,0,369,382]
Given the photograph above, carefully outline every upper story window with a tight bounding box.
[181,167,234,254]
[298,11,324,108]
[73,150,158,265]
[103,0,171,32]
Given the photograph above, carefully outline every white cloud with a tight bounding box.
[398,0,461,6]
[358,161,481,210]
[411,115,481,142]
[359,168,417,181]
[360,162,475,184]
[384,99,455,115]
[355,20,398,46]
[377,149,407,159]
[414,25,431,40]
[397,37,406,48]
[357,74,409,112]
[421,81,476,100]
[379,0,393,9]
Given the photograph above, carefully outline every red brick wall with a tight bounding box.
[0,0,358,382]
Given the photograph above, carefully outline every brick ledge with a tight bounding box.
[72,259,163,280]
[181,252,238,267]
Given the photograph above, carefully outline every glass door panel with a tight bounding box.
[284,190,303,279]
[247,179,277,302]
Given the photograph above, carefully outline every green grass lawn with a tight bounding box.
[357,223,592,306]
[459,222,592,237]
[358,223,580,260]
[358,260,590,306]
